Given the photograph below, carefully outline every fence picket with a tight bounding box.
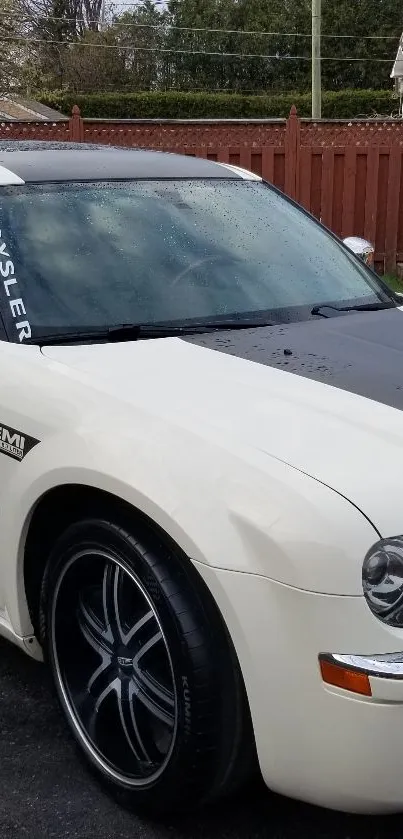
[364,147,379,249]
[2,105,402,272]
[385,147,402,274]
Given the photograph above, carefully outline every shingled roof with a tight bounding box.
[0,96,66,121]
[391,36,403,80]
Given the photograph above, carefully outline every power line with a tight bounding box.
[0,9,400,40]
[312,0,321,119]
[105,18,401,41]
[107,0,167,4]
[53,85,294,93]
[0,33,396,61]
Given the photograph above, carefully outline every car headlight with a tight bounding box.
[363,537,403,626]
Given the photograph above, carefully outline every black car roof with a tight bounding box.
[0,142,245,183]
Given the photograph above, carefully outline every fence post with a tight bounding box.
[69,105,84,142]
[284,105,300,201]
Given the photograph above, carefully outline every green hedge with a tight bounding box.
[40,89,397,120]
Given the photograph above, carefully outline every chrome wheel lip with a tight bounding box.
[50,548,178,788]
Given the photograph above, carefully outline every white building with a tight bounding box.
[390,35,403,94]
[391,34,403,113]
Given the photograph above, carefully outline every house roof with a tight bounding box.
[391,36,403,79]
[0,96,66,121]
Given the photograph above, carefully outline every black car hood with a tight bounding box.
[42,305,403,538]
[182,306,403,412]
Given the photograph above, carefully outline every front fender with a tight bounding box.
[2,422,378,637]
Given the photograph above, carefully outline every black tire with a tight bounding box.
[39,516,254,816]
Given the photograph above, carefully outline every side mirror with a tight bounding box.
[343,236,375,268]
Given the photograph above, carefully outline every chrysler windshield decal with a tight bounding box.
[0,229,32,342]
[0,423,40,462]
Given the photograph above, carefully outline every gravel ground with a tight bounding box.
[0,638,401,839]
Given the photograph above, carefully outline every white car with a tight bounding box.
[0,141,402,817]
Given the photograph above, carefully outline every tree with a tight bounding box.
[224,0,311,92]
[0,0,401,96]
[12,0,106,89]
[321,0,402,91]
[112,0,169,91]
[0,0,28,94]
[166,0,241,91]
[166,0,401,93]
[62,29,125,92]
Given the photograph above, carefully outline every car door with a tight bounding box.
[0,316,42,617]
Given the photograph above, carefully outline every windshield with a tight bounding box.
[0,178,391,343]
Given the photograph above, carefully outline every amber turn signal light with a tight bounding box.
[320,659,372,697]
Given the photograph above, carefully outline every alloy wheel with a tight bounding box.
[51,549,177,786]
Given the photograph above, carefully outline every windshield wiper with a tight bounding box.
[311,300,396,318]
[27,319,276,346]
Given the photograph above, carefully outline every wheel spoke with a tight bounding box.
[135,630,163,661]
[78,667,120,742]
[133,673,176,729]
[134,629,164,665]
[88,659,117,704]
[123,609,154,645]
[118,679,151,763]
[88,656,113,694]
[77,594,113,656]
[102,563,125,644]
[133,633,175,728]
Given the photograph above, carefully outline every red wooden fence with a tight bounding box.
[2,103,403,274]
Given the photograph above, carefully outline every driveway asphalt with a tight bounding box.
[0,638,401,839]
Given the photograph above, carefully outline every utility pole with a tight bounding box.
[312,0,322,119]
[100,0,106,30]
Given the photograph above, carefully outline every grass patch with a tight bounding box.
[383,274,403,293]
